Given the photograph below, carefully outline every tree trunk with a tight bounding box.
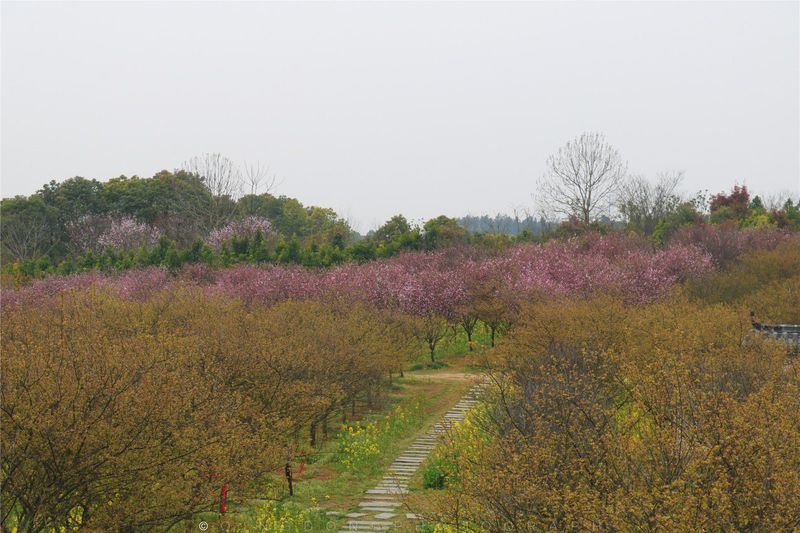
[310,421,317,447]
[285,463,293,496]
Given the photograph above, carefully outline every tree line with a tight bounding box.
[0,163,519,280]
[4,138,799,282]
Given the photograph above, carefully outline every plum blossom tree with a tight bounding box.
[206,216,274,251]
[97,217,161,252]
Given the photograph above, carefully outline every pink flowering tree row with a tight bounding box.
[5,232,732,359]
[1,266,171,308]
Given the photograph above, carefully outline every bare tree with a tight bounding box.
[182,153,242,230]
[0,199,56,262]
[1,215,54,262]
[763,190,800,211]
[240,161,279,216]
[183,153,241,198]
[242,161,277,197]
[618,171,684,234]
[537,132,628,224]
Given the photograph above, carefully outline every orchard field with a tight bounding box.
[2,0,798,525]
[3,173,800,532]
[3,224,800,531]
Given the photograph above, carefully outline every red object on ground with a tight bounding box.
[220,483,227,514]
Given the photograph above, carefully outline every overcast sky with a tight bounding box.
[2,1,798,231]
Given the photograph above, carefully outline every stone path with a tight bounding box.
[338,380,487,532]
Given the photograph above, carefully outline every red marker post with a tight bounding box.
[220,483,227,514]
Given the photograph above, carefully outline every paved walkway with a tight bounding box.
[338,380,487,532]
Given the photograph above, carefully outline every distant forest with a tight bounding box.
[455,214,547,236]
[2,153,799,281]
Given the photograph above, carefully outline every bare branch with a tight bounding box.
[242,161,279,197]
[536,132,628,224]
[181,153,243,230]
[617,171,685,234]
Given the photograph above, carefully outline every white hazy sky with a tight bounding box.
[2,1,799,231]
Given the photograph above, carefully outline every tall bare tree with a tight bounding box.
[182,153,242,230]
[537,132,628,224]
[240,161,278,215]
[242,161,277,197]
[618,171,684,235]
[183,153,240,198]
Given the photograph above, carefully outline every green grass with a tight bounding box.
[424,321,499,363]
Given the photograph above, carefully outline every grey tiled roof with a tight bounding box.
[751,321,800,352]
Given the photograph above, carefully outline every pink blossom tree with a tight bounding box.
[396,264,465,362]
[211,264,320,307]
[97,217,161,252]
[206,216,273,251]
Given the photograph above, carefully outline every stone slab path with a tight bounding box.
[338,380,486,532]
